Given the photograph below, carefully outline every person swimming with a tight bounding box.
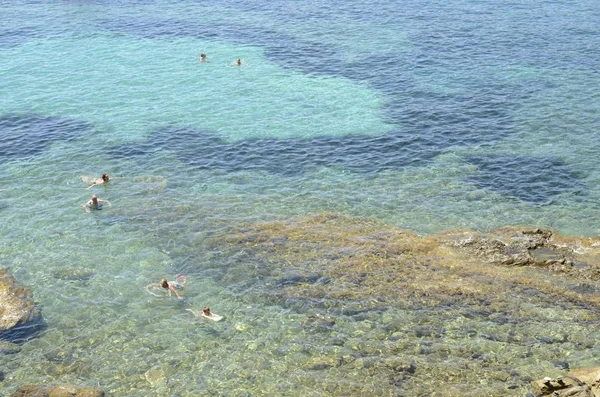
[83,173,110,189]
[81,194,111,212]
[185,306,223,321]
[199,52,207,63]
[146,277,185,299]
[231,58,246,66]
[172,274,187,289]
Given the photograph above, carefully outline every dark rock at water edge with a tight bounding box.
[0,268,44,343]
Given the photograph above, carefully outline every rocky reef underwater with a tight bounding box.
[206,213,600,396]
[5,212,600,395]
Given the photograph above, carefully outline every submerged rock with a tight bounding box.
[144,368,166,387]
[215,215,600,310]
[10,384,105,397]
[0,340,21,355]
[206,213,600,395]
[0,268,43,342]
[51,267,96,282]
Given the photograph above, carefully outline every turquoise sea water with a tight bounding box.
[1,0,600,395]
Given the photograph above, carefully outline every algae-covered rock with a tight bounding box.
[0,268,43,342]
[11,384,105,397]
[215,214,600,310]
[205,213,600,395]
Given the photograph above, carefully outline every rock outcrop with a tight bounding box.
[0,268,43,342]
[532,366,600,396]
[438,227,588,274]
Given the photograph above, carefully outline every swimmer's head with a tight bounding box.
[203,307,211,315]
[200,53,206,58]
[102,173,109,181]
[91,195,98,202]
[161,279,168,289]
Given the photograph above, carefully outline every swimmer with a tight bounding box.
[83,173,110,189]
[81,194,111,213]
[146,278,183,299]
[199,52,207,63]
[231,58,246,67]
[186,306,223,321]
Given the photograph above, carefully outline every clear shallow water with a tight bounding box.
[1,0,600,395]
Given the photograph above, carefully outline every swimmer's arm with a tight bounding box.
[99,199,112,206]
[85,182,97,190]
[169,285,183,299]
[81,201,92,212]
[185,308,196,316]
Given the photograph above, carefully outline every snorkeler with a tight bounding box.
[83,173,110,189]
[81,194,111,213]
[199,52,207,63]
[146,276,186,299]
